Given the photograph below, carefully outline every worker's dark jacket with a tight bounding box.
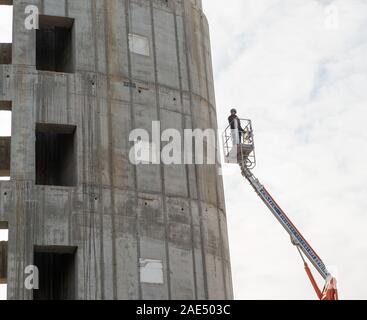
[228,115,244,132]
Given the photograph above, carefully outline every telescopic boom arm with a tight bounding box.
[240,166,330,280]
[223,118,338,300]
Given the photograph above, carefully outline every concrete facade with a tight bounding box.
[0,0,233,300]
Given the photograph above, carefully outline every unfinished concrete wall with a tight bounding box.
[0,0,233,300]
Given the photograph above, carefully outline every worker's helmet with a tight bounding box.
[230,108,237,114]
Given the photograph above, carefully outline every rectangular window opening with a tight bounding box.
[36,123,77,187]
[0,43,12,65]
[0,101,11,180]
[0,1,13,64]
[0,221,8,301]
[36,15,75,73]
[33,246,77,300]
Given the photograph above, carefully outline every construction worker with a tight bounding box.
[228,108,244,145]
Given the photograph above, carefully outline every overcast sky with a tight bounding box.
[1,0,367,300]
[203,0,367,300]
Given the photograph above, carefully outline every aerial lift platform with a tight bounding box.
[223,119,338,300]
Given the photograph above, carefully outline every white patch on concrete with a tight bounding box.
[129,33,150,56]
[140,259,164,284]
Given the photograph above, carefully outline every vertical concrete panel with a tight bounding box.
[184,116,198,200]
[175,13,189,93]
[68,0,95,72]
[191,101,217,206]
[154,8,179,89]
[72,93,88,187]
[100,190,114,300]
[138,193,169,300]
[79,196,103,300]
[203,206,226,300]
[0,184,11,222]
[111,101,134,189]
[192,9,208,100]
[11,72,36,181]
[98,98,111,187]
[219,210,233,299]
[0,66,12,100]
[104,0,129,78]
[43,0,65,16]
[182,2,201,98]
[93,0,107,74]
[167,197,195,299]
[12,0,41,66]
[114,191,139,300]
[160,108,188,198]
[202,15,216,108]
[7,182,36,300]
[190,200,206,299]
[210,109,226,212]
[129,1,155,83]
[134,100,162,193]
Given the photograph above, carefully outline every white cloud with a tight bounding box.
[204,0,367,299]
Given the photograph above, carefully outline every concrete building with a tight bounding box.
[0,0,233,300]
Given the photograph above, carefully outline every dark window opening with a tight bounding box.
[36,123,77,187]
[33,246,77,300]
[0,101,11,180]
[0,222,8,301]
[36,15,75,73]
[0,43,12,65]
